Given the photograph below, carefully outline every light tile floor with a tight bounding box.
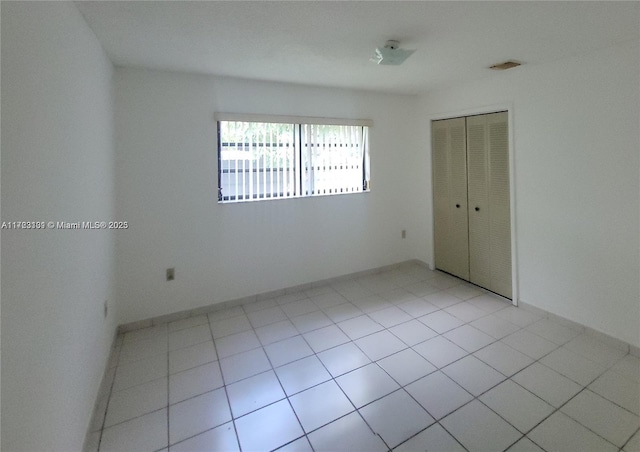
[88,264,640,452]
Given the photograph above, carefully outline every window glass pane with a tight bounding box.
[302,124,367,196]
[219,121,296,201]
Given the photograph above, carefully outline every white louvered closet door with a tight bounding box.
[433,117,469,281]
[466,112,511,298]
[466,114,491,290]
[432,111,511,299]
[486,112,511,298]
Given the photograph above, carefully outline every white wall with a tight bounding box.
[114,68,420,323]
[417,40,640,347]
[1,2,117,450]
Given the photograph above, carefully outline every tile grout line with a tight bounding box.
[165,325,170,450]
[360,289,615,450]
[100,265,638,452]
[172,277,507,444]
[263,278,493,449]
[95,339,123,452]
[149,317,235,451]
[101,272,476,448]
[210,277,416,448]
[255,310,311,452]
[206,311,241,452]
[485,339,630,448]
[267,292,389,450]
[620,425,640,452]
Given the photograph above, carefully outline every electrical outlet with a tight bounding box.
[166,268,175,281]
[103,300,108,318]
[401,229,406,239]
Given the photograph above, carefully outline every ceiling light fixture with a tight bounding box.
[371,40,416,66]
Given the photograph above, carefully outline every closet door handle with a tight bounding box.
[455,204,460,208]
[475,207,480,212]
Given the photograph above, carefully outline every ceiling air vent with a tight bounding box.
[489,61,522,70]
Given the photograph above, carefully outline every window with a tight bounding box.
[217,114,371,202]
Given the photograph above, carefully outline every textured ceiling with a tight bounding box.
[76,1,640,95]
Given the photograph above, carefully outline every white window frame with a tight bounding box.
[216,113,372,203]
